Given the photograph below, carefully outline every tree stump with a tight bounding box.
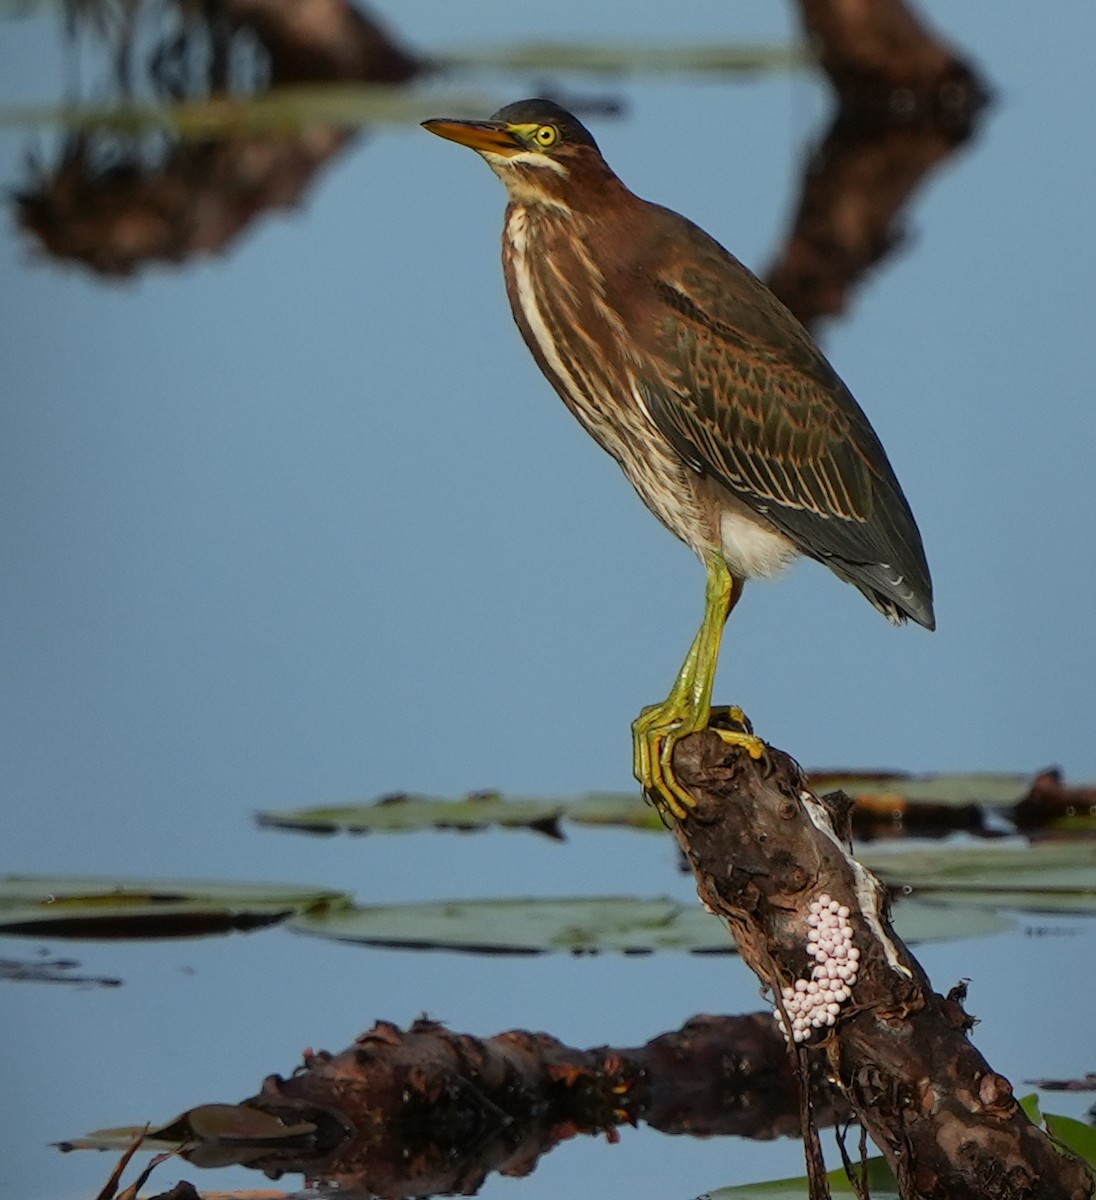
[664,728,1093,1200]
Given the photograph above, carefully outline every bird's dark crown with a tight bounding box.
[488,99,602,154]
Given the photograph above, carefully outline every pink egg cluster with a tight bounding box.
[775,893,860,1043]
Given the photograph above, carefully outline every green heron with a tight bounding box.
[423,99,934,819]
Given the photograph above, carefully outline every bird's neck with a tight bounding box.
[500,162,632,219]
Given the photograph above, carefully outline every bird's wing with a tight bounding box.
[631,223,933,625]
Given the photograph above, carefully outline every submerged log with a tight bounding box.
[662,725,1094,1200]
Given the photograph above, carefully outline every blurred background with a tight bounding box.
[1,2,1094,1197]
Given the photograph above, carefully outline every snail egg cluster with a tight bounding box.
[775,893,859,1043]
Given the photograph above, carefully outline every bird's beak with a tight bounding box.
[422,118,523,157]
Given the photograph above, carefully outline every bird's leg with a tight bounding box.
[632,555,767,819]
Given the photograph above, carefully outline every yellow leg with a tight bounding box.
[632,555,767,819]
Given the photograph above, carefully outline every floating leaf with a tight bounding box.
[257,773,1096,839]
[288,894,1010,955]
[290,895,710,954]
[860,843,1096,914]
[811,771,1032,807]
[257,790,663,837]
[0,875,350,939]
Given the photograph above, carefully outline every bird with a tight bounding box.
[423,99,934,820]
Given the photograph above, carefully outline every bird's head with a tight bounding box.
[422,99,617,211]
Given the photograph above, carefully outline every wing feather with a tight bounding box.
[630,228,933,627]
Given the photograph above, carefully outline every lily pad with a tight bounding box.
[257,790,663,837]
[810,771,1033,807]
[290,894,711,954]
[256,773,1095,838]
[0,875,350,939]
[288,894,1011,955]
[860,842,1096,914]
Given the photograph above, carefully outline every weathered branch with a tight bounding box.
[665,727,1094,1200]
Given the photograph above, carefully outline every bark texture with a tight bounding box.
[664,729,1094,1200]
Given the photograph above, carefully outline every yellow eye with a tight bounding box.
[534,124,559,148]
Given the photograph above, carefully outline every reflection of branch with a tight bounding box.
[213,0,423,85]
[17,1,425,276]
[17,129,352,276]
[765,0,989,331]
[764,111,976,330]
[664,728,1093,1200]
[73,1014,846,1197]
[797,0,980,100]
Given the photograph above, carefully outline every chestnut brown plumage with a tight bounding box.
[424,99,933,816]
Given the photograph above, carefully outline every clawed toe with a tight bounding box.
[634,704,768,820]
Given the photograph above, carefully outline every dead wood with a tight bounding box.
[663,728,1095,1200]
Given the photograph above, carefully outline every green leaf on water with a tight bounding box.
[257,790,664,837]
[257,772,1091,838]
[0,875,350,939]
[290,894,714,954]
[860,842,1096,914]
[288,894,1011,955]
[810,771,1033,807]
[0,874,1009,951]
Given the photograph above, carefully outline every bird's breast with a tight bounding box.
[503,205,645,461]
[503,205,713,554]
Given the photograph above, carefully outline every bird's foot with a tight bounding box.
[632,701,697,820]
[707,705,770,774]
[713,704,755,735]
[709,706,768,757]
[633,702,768,821]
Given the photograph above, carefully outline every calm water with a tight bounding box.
[2,3,1095,1197]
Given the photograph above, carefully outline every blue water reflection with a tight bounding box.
[1,2,1095,1198]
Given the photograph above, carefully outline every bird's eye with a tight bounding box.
[534,124,559,148]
